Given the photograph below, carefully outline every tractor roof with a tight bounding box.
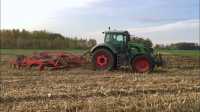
[103,30,130,35]
[103,30,128,33]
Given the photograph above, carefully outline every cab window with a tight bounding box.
[116,35,124,42]
[105,34,113,42]
[105,33,124,43]
[113,34,124,42]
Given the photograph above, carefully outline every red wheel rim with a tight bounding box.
[134,57,150,73]
[95,52,109,68]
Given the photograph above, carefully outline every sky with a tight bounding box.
[1,0,200,44]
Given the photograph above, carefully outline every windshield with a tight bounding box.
[105,33,125,43]
[105,34,113,42]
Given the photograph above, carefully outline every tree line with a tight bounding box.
[129,36,200,50]
[0,29,97,49]
[1,29,198,50]
[155,42,200,50]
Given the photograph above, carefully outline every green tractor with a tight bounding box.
[90,30,163,73]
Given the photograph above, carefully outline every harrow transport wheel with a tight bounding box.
[92,49,114,71]
[132,55,153,73]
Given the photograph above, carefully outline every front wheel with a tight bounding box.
[92,49,114,71]
[132,55,153,73]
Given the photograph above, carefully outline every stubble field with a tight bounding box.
[0,49,200,112]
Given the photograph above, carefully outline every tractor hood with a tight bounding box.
[128,42,153,53]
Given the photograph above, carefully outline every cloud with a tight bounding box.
[128,19,199,44]
[1,0,198,45]
[130,16,191,23]
[60,19,199,45]
[128,20,199,33]
[81,20,199,44]
[1,0,101,29]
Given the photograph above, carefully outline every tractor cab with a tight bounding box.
[103,30,130,53]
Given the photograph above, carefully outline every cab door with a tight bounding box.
[112,34,129,66]
[112,34,126,53]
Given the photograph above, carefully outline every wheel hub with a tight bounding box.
[134,57,150,73]
[96,55,108,67]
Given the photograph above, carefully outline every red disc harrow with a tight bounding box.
[9,51,86,71]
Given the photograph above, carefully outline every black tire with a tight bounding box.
[92,49,114,71]
[131,55,154,73]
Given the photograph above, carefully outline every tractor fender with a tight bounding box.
[90,44,117,54]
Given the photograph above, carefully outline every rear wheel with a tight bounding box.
[132,55,153,73]
[92,49,114,71]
